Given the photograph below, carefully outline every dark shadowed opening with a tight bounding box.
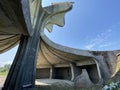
[53,67,72,80]
[36,68,50,79]
[78,64,100,84]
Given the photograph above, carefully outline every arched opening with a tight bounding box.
[36,66,72,80]
[79,64,100,84]
[53,67,72,80]
[36,68,50,79]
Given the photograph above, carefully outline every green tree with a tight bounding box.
[0,64,11,72]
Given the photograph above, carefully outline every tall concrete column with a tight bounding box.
[70,63,82,81]
[50,66,56,79]
[1,0,73,89]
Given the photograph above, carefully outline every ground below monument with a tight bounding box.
[0,76,6,90]
[35,79,103,90]
[1,75,120,90]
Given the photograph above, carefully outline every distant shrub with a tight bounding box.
[0,64,11,73]
[102,82,120,90]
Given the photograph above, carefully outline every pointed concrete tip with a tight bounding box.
[51,2,74,5]
[70,2,75,4]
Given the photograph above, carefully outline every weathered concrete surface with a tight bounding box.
[35,79,74,90]
[109,71,120,83]
[35,77,120,90]
[74,69,94,88]
[0,74,120,90]
[0,0,120,89]
[0,0,31,53]
[35,79,102,90]
[37,32,120,87]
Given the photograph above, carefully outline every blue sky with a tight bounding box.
[0,46,18,67]
[44,0,120,50]
[0,0,120,66]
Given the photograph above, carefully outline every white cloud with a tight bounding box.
[0,60,12,67]
[85,43,96,50]
[85,29,113,50]
[99,42,113,48]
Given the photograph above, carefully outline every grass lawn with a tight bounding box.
[0,72,8,76]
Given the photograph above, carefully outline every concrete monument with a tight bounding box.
[0,0,120,90]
